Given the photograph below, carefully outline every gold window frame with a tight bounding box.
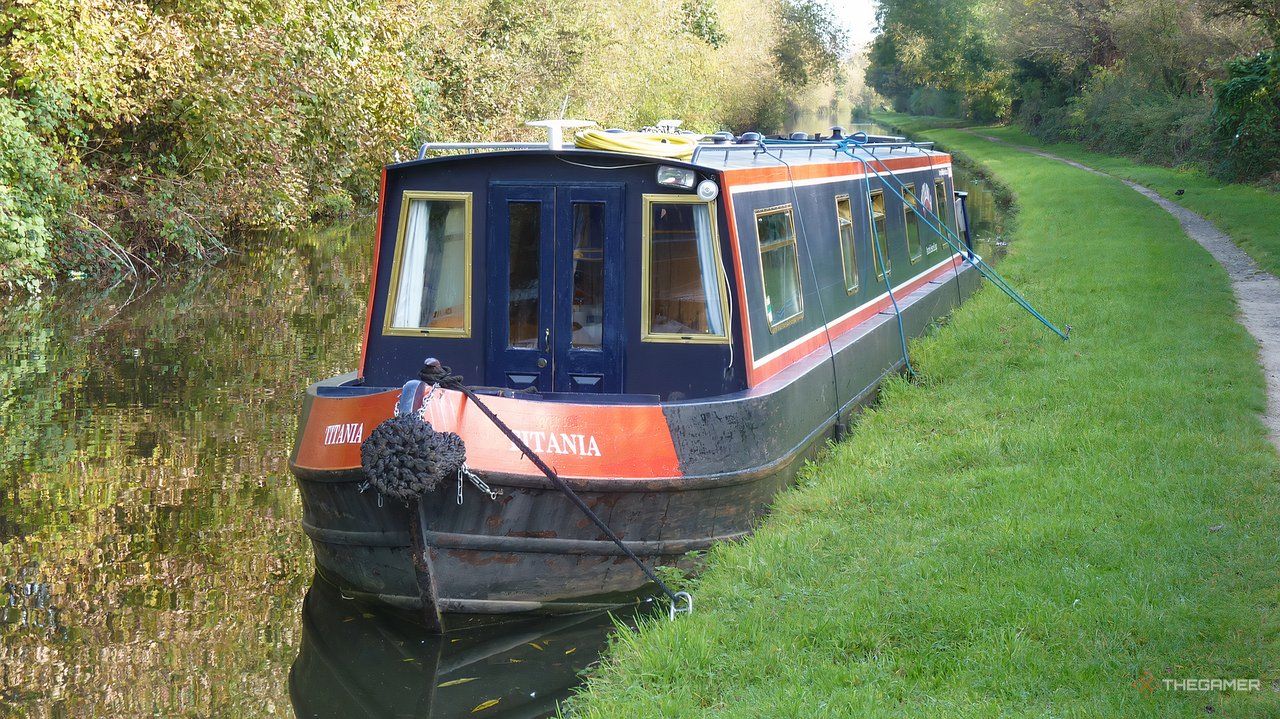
[902,182,923,264]
[381,190,474,338]
[834,193,859,295]
[640,194,731,344]
[868,189,891,280]
[753,203,805,333]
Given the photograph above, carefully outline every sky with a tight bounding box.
[828,0,880,49]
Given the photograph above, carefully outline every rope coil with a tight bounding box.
[360,414,466,501]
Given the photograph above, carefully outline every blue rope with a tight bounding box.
[763,134,1071,341]
[857,166,917,378]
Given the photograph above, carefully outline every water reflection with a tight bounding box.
[0,224,372,716]
[291,575,642,719]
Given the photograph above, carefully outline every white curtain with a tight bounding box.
[693,204,725,336]
[427,205,465,321]
[391,200,431,327]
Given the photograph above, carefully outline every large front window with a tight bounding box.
[755,205,804,332]
[384,191,472,337]
[643,196,729,342]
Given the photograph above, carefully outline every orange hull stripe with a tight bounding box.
[293,390,681,480]
[750,256,962,384]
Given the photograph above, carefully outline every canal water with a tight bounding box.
[0,135,1005,718]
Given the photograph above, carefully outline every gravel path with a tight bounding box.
[969,131,1280,447]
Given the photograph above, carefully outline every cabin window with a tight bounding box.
[903,183,923,263]
[754,205,804,332]
[868,190,890,279]
[384,191,472,337]
[642,196,729,343]
[508,201,541,348]
[571,203,606,348]
[835,194,859,294]
[933,178,951,243]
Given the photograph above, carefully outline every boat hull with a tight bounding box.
[291,262,979,614]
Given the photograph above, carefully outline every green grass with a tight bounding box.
[568,126,1280,717]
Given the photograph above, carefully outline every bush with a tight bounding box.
[1019,63,1216,168]
[0,96,66,293]
[1212,50,1280,182]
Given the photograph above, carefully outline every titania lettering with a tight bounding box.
[323,422,364,445]
[507,431,602,457]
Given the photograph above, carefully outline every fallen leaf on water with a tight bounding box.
[527,642,543,651]
[564,647,577,655]
[472,699,500,712]
[438,677,478,688]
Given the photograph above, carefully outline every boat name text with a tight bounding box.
[323,422,365,445]
[508,431,602,457]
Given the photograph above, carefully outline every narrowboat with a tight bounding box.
[289,121,981,618]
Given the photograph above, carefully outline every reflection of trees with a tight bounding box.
[0,221,370,716]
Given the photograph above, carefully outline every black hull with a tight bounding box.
[291,264,979,614]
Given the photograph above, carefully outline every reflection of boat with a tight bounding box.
[289,574,636,719]
[289,122,978,615]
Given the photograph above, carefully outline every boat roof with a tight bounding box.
[407,135,948,174]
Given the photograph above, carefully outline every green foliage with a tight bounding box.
[0,95,64,293]
[0,0,829,295]
[682,0,728,48]
[868,0,1275,182]
[773,0,847,86]
[1212,50,1280,181]
[867,0,1011,121]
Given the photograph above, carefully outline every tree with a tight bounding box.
[773,0,848,86]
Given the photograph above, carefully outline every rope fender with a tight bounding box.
[360,414,466,501]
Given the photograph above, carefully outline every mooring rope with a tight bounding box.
[417,359,692,619]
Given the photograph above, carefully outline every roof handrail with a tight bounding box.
[417,142,549,159]
[688,139,935,164]
[416,138,936,163]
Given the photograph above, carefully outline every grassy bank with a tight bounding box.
[570,124,1280,716]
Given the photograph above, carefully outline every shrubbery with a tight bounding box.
[0,0,838,294]
[1213,51,1280,181]
[0,95,64,293]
